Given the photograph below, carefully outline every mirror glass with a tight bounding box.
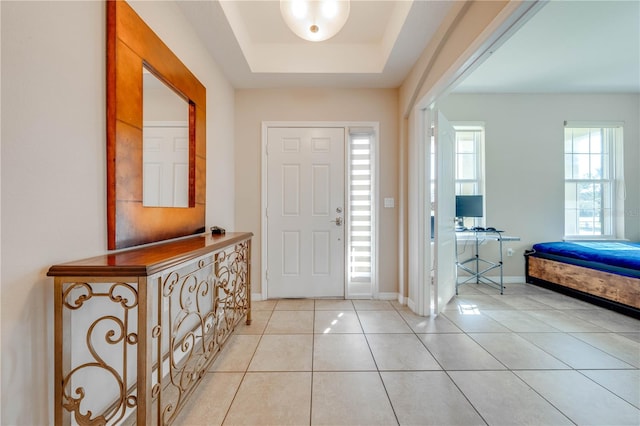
[142,67,190,207]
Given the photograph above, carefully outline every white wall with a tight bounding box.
[0,1,235,423]
[439,93,640,277]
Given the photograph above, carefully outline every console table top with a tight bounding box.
[47,232,253,277]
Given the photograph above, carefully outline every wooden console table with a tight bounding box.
[47,232,252,425]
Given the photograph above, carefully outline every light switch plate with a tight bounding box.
[384,197,395,208]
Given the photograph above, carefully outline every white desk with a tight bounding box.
[455,230,520,294]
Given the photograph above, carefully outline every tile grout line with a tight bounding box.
[446,287,640,424]
[218,304,275,426]
[447,291,565,425]
[206,292,638,426]
[394,300,491,425]
[309,299,316,426]
[356,301,401,426]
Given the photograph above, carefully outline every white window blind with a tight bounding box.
[348,130,375,290]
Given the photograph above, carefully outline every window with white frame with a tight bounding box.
[347,128,376,297]
[454,126,484,195]
[564,122,623,238]
[454,125,484,227]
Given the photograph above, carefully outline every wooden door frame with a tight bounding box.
[261,121,378,300]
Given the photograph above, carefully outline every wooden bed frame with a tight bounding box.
[525,251,640,319]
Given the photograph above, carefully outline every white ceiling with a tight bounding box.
[177,0,640,93]
[178,0,454,88]
[454,0,640,93]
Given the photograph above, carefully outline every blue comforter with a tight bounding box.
[532,241,640,271]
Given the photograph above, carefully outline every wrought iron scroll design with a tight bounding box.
[214,240,250,345]
[60,282,139,426]
[159,240,250,424]
[57,239,250,426]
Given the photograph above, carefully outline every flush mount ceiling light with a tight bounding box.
[280,0,351,42]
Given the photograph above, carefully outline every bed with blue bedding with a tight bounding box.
[525,241,640,318]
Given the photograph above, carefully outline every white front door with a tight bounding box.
[434,110,457,313]
[143,124,189,207]
[266,127,346,298]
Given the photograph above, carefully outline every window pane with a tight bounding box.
[458,183,476,195]
[456,136,474,153]
[572,128,590,153]
[600,153,610,179]
[574,153,591,178]
[455,156,463,179]
[430,139,435,180]
[578,211,596,235]
[564,129,573,153]
[589,128,602,153]
[457,154,475,179]
[565,209,578,235]
[564,154,573,179]
[602,206,613,235]
[576,182,603,236]
[589,154,602,179]
[602,130,611,154]
[565,182,577,209]
[578,182,595,210]
[602,183,612,209]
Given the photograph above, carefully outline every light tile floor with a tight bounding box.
[175,282,640,425]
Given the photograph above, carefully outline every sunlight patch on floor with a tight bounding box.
[458,304,481,315]
[323,312,345,334]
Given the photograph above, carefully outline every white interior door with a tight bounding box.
[434,110,457,313]
[266,127,345,298]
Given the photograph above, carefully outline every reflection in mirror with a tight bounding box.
[142,67,190,207]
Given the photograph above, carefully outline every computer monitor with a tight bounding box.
[456,195,483,218]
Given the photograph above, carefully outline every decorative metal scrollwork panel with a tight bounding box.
[60,281,140,426]
[54,237,252,425]
[154,256,217,425]
[156,241,250,425]
[214,240,250,345]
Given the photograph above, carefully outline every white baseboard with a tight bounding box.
[252,293,398,301]
[406,298,416,312]
[376,292,399,301]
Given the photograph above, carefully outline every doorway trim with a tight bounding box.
[261,121,379,300]
[406,1,546,315]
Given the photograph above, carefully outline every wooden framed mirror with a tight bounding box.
[107,0,206,250]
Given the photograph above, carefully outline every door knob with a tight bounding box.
[330,217,343,226]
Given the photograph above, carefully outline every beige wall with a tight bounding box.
[235,88,399,296]
[400,0,509,116]
[1,1,235,423]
